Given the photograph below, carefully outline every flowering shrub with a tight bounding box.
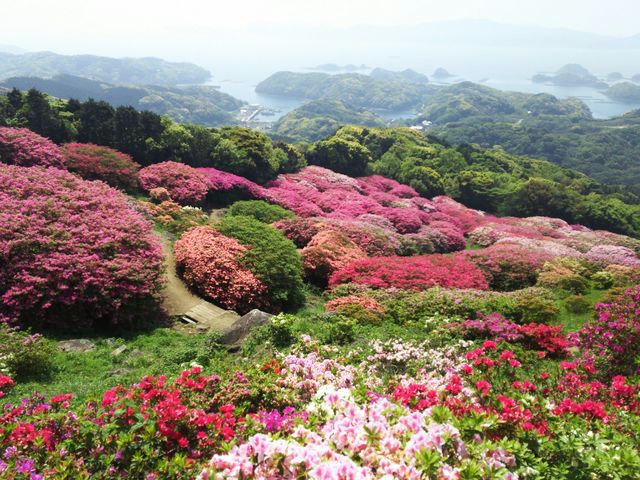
[302,229,367,286]
[174,226,267,312]
[0,127,64,168]
[325,295,385,324]
[61,143,141,191]
[0,165,163,330]
[273,217,322,247]
[0,374,13,399]
[329,255,489,290]
[585,245,640,267]
[197,168,264,198]
[576,286,640,377]
[465,244,552,291]
[139,161,212,205]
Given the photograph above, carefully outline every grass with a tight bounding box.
[3,328,221,406]
[554,287,605,331]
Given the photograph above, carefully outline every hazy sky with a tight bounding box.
[2,0,639,59]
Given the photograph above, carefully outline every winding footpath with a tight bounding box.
[159,233,240,331]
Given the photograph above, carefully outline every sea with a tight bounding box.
[196,45,640,121]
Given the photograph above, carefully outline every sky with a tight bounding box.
[2,0,639,48]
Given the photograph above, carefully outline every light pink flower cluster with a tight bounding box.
[276,352,356,402]
[201,393,517,480]
[584,245,640,267]
[0,127,64,168]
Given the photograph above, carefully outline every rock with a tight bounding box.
[220,309,273,345]
[129,349,144,358]
[58,339,96,353]
[111,345,128,356]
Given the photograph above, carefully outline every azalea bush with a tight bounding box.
[174,226,267,312]
[139,161,212,205]
[465,244,552,291]
[576,286,640,377]
[216,216,305,311]
[302,229,367,286]
[61,142,141,191]
[0,127,64,168]
[0,165,163,331]
[329,254,489,291]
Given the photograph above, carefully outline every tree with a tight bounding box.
[306,136,372,177]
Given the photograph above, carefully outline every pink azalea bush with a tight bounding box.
[139,161,212,205]
[464,244,553,291]
[584,245,640,267]
[198,167,264,197]
[0,127,64,168]
[329,255,489,291]
[61,143,141,191]
[174,226,267,312]
[0,165,163,330]
[301,230,367,286]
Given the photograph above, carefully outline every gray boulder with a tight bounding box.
[58,339,96,353]
[220,309,273,345]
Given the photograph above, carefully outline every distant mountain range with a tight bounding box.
[0,51,211,86]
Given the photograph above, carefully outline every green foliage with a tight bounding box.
[216,215,305,311]
[256,71,433,111]
[1,75,241,126]
[564,295,592,314]
[0,324,55,380]
[306,136,373,176]
[271,99,386,142]
[265,313,297,348]
[510,292,561,324]
[227,200,295,224]
[211,127,282,183]
[592,271,614,290]
[323,314,356,345]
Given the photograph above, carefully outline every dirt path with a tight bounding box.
[159,233,240,331]
[160,233,205,316]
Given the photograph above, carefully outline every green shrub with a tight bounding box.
[0,325,55,379]
[323,314,356,345]
[227,200,295,224]
[591,271,614,290]
[216,215,305,311]
[266,313,297,348]
[564,295,591,314]
[510,292,560,324]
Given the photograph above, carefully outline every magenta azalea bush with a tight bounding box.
[0,127,64,168]
[575,286,640,377]
[61,143,141,191]
[0,165,163,330]
[139,161,212,205]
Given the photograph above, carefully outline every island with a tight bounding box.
[532,64,608,89]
